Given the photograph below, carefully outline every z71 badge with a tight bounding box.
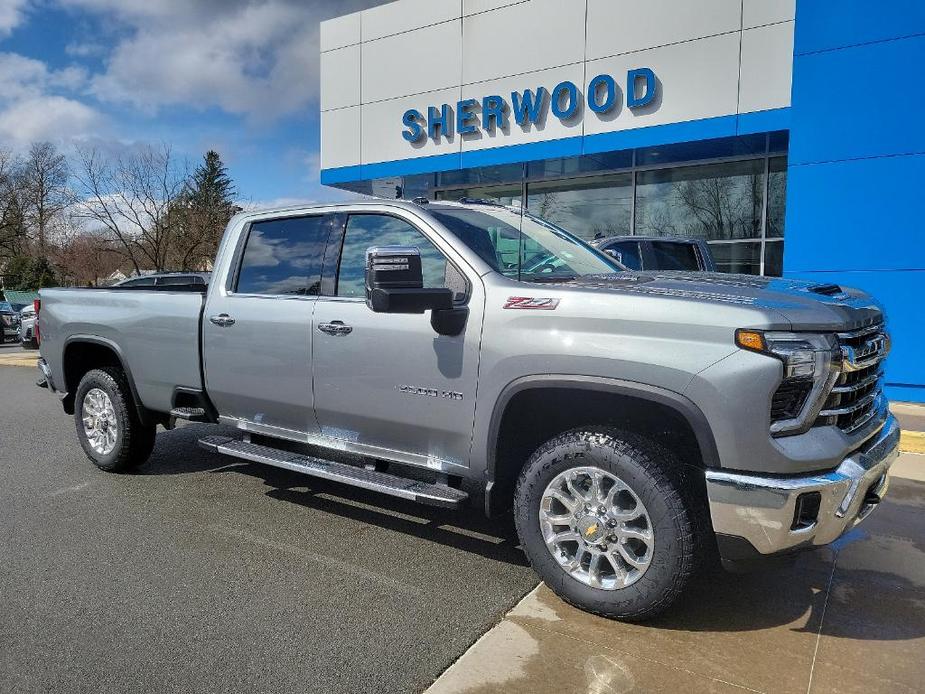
[503,296,560,310]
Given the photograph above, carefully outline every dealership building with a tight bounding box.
[319,0,924,402]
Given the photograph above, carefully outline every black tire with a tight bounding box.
[74,367,156,472]
[514,428,700,621]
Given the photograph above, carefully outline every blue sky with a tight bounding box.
[0,0,387,205]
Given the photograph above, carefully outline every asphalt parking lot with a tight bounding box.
[2,355,924,694]
[0,364,538,693]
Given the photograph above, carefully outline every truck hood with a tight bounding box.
[565,271,883,330]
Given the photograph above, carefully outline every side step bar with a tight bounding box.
[198,435,468,509]
[170,407,210,422]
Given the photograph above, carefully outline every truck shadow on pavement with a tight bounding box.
[140,423,529,568]
[141,425,925,639]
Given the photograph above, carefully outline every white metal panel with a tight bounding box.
[463,0,525,15]
[361,87,462,164]
[743,0,796,28]
[459,63,586,152]
[462,0,585,84]
[739,22,794,113]
[321,107,361,170]
[362,20,462,103]
[362,0,461,42]
[584,33,742,135]
[320,12,361,52]
[586,0,742,60]
[320,45,361,112]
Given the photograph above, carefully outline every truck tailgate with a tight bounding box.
[40,288,205,414]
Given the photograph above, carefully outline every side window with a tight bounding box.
[236,215,328,296]
[123,277,155,287]
[336,214,450,298]
[606,241,643,270]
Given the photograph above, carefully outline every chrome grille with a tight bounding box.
[816,321,889,434]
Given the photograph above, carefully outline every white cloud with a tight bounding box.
[58,0,388,122]
[0,0,28,36]
[0,52,100,147]
[0,95,100,145]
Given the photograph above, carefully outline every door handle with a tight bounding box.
[210,314,235,327]
[318,320,352,336]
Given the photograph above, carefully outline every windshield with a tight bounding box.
[429,206,622,282]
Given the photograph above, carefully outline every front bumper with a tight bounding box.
[705,414,900,560]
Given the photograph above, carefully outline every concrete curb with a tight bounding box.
[0,354,37,368]
[901,431,925,455]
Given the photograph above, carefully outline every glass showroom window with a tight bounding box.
[635,159,766,274]
[764,156,787,276]
[526,174,633,241]
[436,184,522,206]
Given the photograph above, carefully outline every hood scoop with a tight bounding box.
[809,283,848,298]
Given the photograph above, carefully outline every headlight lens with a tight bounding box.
[736,329,840,435]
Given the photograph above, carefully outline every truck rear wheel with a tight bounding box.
[514,428,699,621]
[74,367,156,472]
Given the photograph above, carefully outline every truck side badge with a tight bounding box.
[503,297,560,310]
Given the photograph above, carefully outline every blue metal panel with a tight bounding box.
[736,108,790,135]
[460,136,582,169]
[582,115,738,155]
[785,269,925,403]
[789,35,925,165]
[787,0,925,397]
[794,0,925,55]
[785,153,925,273]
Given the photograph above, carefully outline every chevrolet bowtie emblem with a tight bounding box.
[585,523,599,537]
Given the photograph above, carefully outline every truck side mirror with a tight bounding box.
[365,246,453,314]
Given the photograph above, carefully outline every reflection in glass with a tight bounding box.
[635,160,765,241]
[236,216,327,295]
[526,174,632,241]
[435,184,521,206]
[709,241,762,275]
[337,214,448,298]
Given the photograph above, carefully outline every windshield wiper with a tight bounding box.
[522,274,578,283]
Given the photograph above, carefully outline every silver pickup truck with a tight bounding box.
[36,199,900,620]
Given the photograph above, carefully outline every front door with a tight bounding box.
[203,213,331,437]
[311,212,482,471]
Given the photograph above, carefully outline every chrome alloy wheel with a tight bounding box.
[539,466,654,590]
[82,388,118,455]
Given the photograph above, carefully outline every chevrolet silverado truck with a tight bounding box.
[35,199,900,620]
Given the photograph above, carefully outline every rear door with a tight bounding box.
[311,211,482,471]
[202,213,332,437]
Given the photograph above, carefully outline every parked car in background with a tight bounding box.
[19,304,38,349]
[591,236,717,272]
[116,272,211,288]
[0,301,20,343]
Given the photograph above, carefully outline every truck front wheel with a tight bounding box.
[514,428,699,621]
[74,367,156,472]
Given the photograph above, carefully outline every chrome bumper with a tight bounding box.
[36,357,57,392]
[705,415,901,556]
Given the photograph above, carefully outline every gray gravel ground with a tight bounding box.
[0,365,538,693]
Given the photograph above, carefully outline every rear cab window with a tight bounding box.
[235,215,329,296]
[649,241,701,271]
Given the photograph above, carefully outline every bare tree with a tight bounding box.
[52,228,123,287]
[0,150,27,263]
[20,142,69,257]
[70,144,188,273]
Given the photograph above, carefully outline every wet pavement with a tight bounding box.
[429,458,925,694]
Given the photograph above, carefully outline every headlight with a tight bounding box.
[736,329,840,436]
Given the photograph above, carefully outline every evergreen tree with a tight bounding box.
[170,151,237,270]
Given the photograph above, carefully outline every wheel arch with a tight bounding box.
[484,375,720,516]
[61,335,153,425]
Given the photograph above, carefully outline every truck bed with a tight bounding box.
[40,287,206,414]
